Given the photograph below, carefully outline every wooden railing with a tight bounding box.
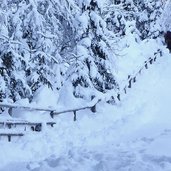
[0,120,56,141]
[114,49,162,102]
[0,120,56,130]
[0,96,100,120]
[0,49,163,141]
[0,132,24,142]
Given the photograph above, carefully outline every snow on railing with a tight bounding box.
[0,102,56,113]
[50,97,101,120]
[0,120,56,131]
[0,96,101,121]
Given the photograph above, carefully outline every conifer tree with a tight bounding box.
[67,0,119,99]
[0,0,70,102]
[0,0,31,102]
[106,0,163,40]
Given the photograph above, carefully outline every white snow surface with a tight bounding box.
[0,43,171,170]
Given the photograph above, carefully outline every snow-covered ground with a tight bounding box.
[1,46,171,171]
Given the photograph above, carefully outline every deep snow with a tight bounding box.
[0,44,171,170]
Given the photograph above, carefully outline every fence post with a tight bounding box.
[149,58,153,64]
[73,111,77,121]
[124,87,127,94]
[91,104,96,113]
[50,111,54,118]
[91,96,97,113]
[139,69,142,74]
[8,135,11,142]
[35,124,42,132]
[117,94,121,101]
[158,49,162,56]
[133,77,136,83]
[145,62,148,69]
[8,108,13,116]
[128,79,132,88]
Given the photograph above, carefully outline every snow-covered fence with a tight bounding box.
[0,103,55,115]
[102,49,162,105]
[0,97,101,122]
[0,132,24,142]
[50,97,101,120]
[0,120,56,131]
[0,120,56,142]
[0,98,100,142]
[0,48,163,142]
[117,49,162,100]
[0,49,162,120]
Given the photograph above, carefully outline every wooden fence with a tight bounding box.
[115,49,162,102]
[0,49,163,141]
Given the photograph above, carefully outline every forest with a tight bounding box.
[0,0,164,104]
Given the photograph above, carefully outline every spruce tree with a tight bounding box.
[67,0,119,100]
[0,0,31,102]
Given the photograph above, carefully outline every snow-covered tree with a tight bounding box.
[0,0,31,102]
[0,0,71,102]
[1,0,163,105]
[105,0,136,37]
[134,0,163,39]
[106,0,163,40]
[65,0,119,100]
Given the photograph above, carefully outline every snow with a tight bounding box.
[32,85,59,108]
[0,42,171,170]
[0,0,171,170]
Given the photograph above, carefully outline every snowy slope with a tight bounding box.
[0,45,171,170]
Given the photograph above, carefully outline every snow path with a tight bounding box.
[1,51,171,171]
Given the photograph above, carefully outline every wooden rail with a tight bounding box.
[0,103,55,114]
[0,120,56,131]
[0,133,24,142]
[50,98,101,120]
[104,49,162,103]
[0,97,101,121]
